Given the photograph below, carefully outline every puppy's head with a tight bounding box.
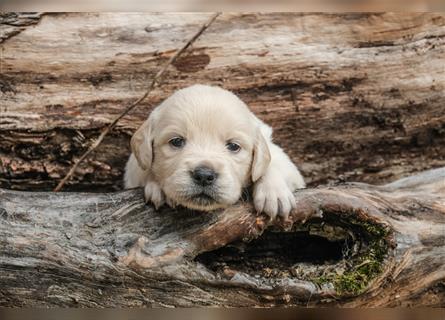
[131,85,271,211]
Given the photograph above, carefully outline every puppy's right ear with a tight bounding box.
[131,117,154,171]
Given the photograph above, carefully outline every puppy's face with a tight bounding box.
[131,85,270,211]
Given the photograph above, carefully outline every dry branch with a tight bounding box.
[1,13,444,192]
[1,13,444,306]
[0,168,444,307]
[52,12,220,191]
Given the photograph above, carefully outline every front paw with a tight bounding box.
[144,181,165,209]
[253,177,296,220]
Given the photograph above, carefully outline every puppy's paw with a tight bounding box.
[165,196,178,209]
[144,181,165,209]
[253,177,296,221]
[287,170,306,190]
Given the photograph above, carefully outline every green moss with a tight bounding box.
[312,218,389,296]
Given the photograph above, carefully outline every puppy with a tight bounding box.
[124,85,305,220]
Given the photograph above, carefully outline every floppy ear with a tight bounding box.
[251,128,271,182]
[130,117,154,171]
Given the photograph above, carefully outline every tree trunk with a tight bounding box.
[0,168,444,307]
[1,13,444,191]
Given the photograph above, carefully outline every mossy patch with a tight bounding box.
[312,215,390,295]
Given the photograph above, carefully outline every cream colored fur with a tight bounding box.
[124,84,305,220]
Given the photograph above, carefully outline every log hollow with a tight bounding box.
[0,12,444,307]
[0,168,444,307]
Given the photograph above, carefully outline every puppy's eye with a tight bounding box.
[226,142,241,153]
[169,137,186,148]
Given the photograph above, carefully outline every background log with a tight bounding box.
[0,168,444,307]
[1,13,444,191]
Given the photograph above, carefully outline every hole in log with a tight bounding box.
[196,230,352,271]
[195,213,390,295]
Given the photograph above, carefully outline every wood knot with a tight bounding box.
[173,53,211,73]
[120,236,185,268]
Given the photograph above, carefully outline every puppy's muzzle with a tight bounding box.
[191,166,218,187]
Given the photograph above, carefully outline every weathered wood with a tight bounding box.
[0,12,44,43]
[1,13,444,191]
[0,168,444,307]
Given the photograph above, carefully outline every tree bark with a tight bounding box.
[1,13,444,191]
[0,168,444,307]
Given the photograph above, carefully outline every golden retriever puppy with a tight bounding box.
[124,85,305,220]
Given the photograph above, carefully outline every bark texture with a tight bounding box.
[1,13,444,191]
[0,12,44,43]
[0,168,444,307]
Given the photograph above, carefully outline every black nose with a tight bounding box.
[191,166,218,186]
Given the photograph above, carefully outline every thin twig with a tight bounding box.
[54,12,221,192]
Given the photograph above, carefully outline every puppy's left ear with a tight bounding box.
[251,127,271,182]
[130,117,155,171]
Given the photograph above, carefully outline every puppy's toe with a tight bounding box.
[253,190,267,214]
[144,182,165,209]
[254,178,296,221]
[278,194,293,219]
[165,196,177,208]
[278,190,297,220]
[263,194,279,220]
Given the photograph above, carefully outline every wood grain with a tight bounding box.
[1,13,444,191]
[0,168,444,307]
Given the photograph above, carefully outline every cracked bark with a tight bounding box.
[0,12,444,307]
[0,168,444,307]
[1,13,444,191]
[0,13,44,43]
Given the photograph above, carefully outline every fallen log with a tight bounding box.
[1,13,445,191]
[0,168,444,307]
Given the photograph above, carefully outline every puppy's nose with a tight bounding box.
[192,166,218,186]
